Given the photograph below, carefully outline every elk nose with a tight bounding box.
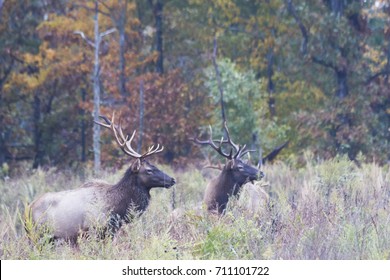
[259,170,265,179]
[171,178,176,186]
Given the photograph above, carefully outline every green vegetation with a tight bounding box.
[1,156,389,260]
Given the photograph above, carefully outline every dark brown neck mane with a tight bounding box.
[108,168,151,219]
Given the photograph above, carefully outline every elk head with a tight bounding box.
[95,112,175,189]
[191,122,263,182]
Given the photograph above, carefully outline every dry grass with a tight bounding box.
[1,156,390,259]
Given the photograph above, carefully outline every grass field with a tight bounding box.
[1,156,390,260]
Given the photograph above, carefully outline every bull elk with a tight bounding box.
[27,113,176,244]
[190,122,264,214]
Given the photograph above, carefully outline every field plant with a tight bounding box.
[1,156,390,259]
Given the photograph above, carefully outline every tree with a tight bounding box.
[0,0,45,166]
[149,0,164,74]
[204,58,289,154]
[287,0,389,161]
[75,1,116,174]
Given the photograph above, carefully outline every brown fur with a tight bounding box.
[28,159,175,243]
[203,158,263,214]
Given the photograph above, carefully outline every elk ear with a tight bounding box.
[131,159,142,172]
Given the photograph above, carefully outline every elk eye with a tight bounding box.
[146,169,153,174]
[237,165,244,171]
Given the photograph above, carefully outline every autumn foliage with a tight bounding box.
[0,0,389,173]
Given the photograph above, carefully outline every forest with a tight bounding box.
[1,0,390,260]
[0,0,389,173]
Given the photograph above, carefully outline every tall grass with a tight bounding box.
[1,157,389,259]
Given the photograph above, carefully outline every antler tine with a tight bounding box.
[117,115,129,143]
[221,121,257,159]
[236,144,256,159]
[222,121,240,156]
[122,130,164,159]
[240,149,256,158]
[190,125,232,159]
[235,143,246,159]
[142,143,164,158]
[122,130,142,158]
[95,112,139,158]
[94,112,125,147]
[94,115,112,128]
[190,122,255,160]
[110,113,128,147]
[95,112,164,159]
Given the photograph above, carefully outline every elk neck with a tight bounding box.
[217,167,242,196]
[107,167,151,217]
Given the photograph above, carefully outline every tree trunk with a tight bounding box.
[154,0,164,74]
[0,130,6,166]
[33,93,43,169]
[0,0,4,15]
[336,68,348,99]
[329,0,344,17]
[118,0,128,98]
[0,93,5,166]
[81,88,87,163]
[212,36,227,132]
[267,48,276,117]
[138,80,144,154]
[93,1,101,174]
[386,39,390,83]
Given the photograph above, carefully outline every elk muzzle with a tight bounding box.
[163,176,176,188]
[246,166,264,183]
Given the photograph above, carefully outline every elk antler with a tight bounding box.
[221,121,255,159]
[94,112,164,159]
[190,122,255,159]
[189,125,233,159]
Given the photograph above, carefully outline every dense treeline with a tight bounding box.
[0,0,389,174]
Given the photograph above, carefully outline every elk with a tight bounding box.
[190,122,264,214]
[27,113,176,244]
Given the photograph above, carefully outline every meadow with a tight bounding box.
[1,155,390,260]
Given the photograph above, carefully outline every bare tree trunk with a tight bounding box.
[150,0,164,74]
[212,36,227,129]
[138,80,144,154]
[93,1,101,174]
[33,92,43,169]
[0,93,5,166]
[0,0,4,15]
[74,2,116,174]
[327,0,345,17]
[80,88,87,163]
[285,0,308,55]
[267,48,276,117]
[118,0,128,98]
[386,39,390,83]
[0,134,5,166]
[336,68,348,99]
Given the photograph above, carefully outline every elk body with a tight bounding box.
[28,114,175,243]
[191,123,264,214]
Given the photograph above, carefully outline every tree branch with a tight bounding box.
[365,70,390,85]
[0,58,15,90]
[100,27,116,38]
[312,56,337,71]
[74,27,115,49]
[285,0,308,55]
[74,31,95,48]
